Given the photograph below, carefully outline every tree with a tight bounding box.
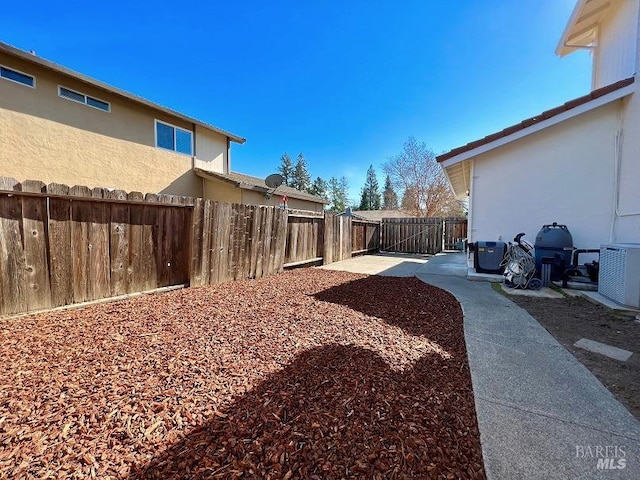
[328,176,349,212]
[278,153,294,186]
[290,153,312,192]
[358,165,381,210]
[383,137,464,217]
[310,176,329,201]
[382,174,398,209]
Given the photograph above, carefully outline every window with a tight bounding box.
[0,65,35,87]
[58,86,110,112]
[155,120,193,155]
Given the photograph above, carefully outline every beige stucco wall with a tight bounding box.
[0,52,231,196]
[194,126,227,174]
[469,101,620,251]
[203,177,242,203]
[202,177,324,212]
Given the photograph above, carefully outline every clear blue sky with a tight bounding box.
[1,0,591,202]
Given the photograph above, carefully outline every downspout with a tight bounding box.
[468,161,476,267]
[226,137,231,174]
[610,97,640,242]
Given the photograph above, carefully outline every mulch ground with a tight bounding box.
[0,269,485,479]
[508,294,640,421]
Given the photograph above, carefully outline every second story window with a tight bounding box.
[155,120,193,156]
[59,86,110,112]
[0,65,35,87]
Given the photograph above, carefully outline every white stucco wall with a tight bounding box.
[614,86,640,241]
[593,0,639,89]
[469,101,621,251]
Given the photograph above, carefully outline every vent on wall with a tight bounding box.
[598,243,640,308]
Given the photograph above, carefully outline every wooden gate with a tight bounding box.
[381,216,467,254]
[443,217,468,250]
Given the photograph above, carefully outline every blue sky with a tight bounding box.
[1,1,591,202]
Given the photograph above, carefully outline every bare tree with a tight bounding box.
[383,137,464,217]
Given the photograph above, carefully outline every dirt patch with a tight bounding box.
[0,269,485,479]
[507,294,640,420]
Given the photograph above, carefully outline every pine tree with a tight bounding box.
[278,153,294,186]
[360,165,381,210]
[291,153,312,192]
[328,176,349,212]
[310,177,329,201]
[382,174,398,209]
[358,187,370,210]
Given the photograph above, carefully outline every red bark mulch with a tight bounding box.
[0,269,485,479]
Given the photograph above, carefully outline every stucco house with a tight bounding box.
[437,0,640,267]
[0,41,327,211]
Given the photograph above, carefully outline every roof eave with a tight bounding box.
[0,42,246,144]
[438,78,635,167]
[194,168,330,204]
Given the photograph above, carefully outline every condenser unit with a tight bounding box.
[598,243,640,308]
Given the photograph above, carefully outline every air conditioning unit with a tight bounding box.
[598,243,640,308]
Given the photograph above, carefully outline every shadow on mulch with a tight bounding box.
[129,344,485,480]
[313,275,462,340]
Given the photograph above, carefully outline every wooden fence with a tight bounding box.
[0,177,381,316]
[381,217,467,254]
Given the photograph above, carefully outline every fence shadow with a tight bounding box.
[313,275,461,339]
[129,344,484,479]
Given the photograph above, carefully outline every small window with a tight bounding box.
[155,120,193,155]
[58,86,110,112]
[0,65,35,87]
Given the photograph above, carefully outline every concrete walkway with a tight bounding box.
[322,252,640,479]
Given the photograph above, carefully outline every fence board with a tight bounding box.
[189,198,204,287]
[127,191,145,293]
[21,180,52,311]
[47,183,73,307]
[108,190,129,296]
[0,178,27,315]
[70,186,91,303]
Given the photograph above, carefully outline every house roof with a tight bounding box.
[340,209,418,221]
[437,76,635,165]
[194,168,330,204]
[0,41,246,144]
[556,0,614,56]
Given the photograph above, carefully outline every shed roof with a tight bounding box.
[0,41,245,144]
[194,169,330,204]
[342,209,418,221]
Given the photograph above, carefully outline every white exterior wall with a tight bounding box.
[593,0,639,88]
[470,102,620,251]
[193,126,228,174]
[615,85,640,241]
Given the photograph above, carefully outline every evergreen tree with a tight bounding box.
[291,153,312,192]
[310,177,329,201]
[328,176,349,212]
[278,153,294,186]
[358,187,370,210]
[382,174,398,209]
[358,165,381,210]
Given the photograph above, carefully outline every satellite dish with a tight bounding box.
[265,173,285,189]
